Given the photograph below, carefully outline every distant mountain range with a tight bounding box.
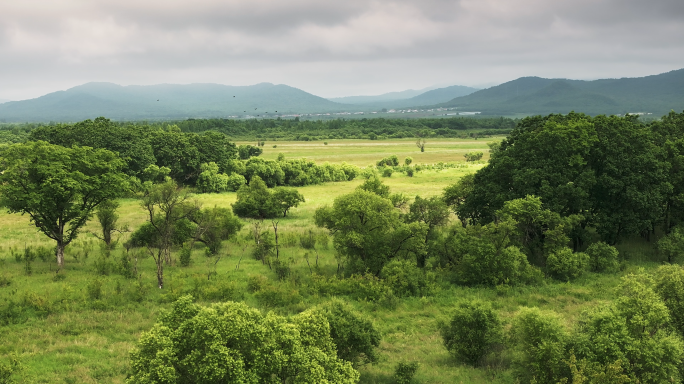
[328,86,438,104]
[0,82,347,122]
[0,99,10,104]
[1,69,683,122]
[329,85,480,108]
[436,69,684,116]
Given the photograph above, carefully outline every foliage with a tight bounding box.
[393,361,419,384]
[434,222,541,286]
[573,273,684,383]
[237,144,262,159]
[127,296,360,384]
[232,176,304,219]
[315,189,427,275]
[404,157,413,166]
[440,300,503,366]
[0,355,21,384]
[443,173,475,226]
[464,151,483,162]
[586,241,619,273]
[546,248,588,281]
[510,307,569,383]
[656,225,684,263]
[226,173,246,192]
[357,176,390,198]
[137,180,200,288]
[0,141,127,268]
[380,260,435,297]
[407,196,450,267]
[653,265,684,335]
[195,162,230,193]
[315,299,381,365]
[190,207,243,255]
[459,113,671,245]
[94,199,126,248]
[376,155,399,167]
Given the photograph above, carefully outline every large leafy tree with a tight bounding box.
[128,296,360,384]
[28,117,156,177]
[232,176,304,220]
[314,189,426,275]
[589,115,670,243]
[0,141,127,269]
[460,113,597,225]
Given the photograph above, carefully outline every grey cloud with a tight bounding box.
[0,0,683,101]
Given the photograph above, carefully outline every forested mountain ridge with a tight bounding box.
[435,68,684,116]
[329,85,479,106]
[0,82,348,122]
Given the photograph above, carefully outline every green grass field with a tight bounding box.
[0,138,664,383]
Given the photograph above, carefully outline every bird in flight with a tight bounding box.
[157,99,159,101]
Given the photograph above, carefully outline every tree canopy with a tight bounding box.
[0,141,127,268]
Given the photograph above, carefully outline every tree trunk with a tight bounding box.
[56,242,65,270]
[156,260,164,289]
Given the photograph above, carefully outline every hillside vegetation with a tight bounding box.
[1,111,684,383]
[437,68,684,116]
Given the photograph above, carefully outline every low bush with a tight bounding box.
[546,247,588,281]
[586,241,619,273]
[510,307,568,383]
[254,284,302,307]
[393,361,419,384]
[380,260,435,297]
[316,299,381,364]
[440,300,503,366]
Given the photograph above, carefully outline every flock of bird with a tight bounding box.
[155,95,277,117]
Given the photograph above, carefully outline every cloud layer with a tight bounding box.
[1,0,683,100]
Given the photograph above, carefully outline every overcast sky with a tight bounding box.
[1,0,683,101]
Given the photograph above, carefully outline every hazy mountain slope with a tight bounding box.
[402,85,480,106]
[328,87,436,104]
[436,69,684,116]
[0,82,348,122]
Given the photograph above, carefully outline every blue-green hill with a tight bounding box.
[435,69,684,116]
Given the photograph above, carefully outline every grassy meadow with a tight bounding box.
[0,137,665,383]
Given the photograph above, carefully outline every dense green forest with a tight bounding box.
[2,111,684,383]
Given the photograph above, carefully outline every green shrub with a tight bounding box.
[128,297,359,384]
[118,251,136,278]
[87,279,103,301]
[546,247,588,281]
[299,231,316,250]
[464,151,483,162]
[393,361,419,384]
[316,299,381,364]
[586,241,619,272]
[93,255,111,276]
[382,168,393,177]
[0,275,11,288]
[380,260,435,297]
[272,259,291,281]
[254,284,302,307]
[179,245,192,267]
[574,273,684,383]
[510,307,568,383]
[247,275,269,293]
[657,226,684,263]
[199,280,240,302]
[226,173,247,192]
[440,300,503,366]
[654,265,684,335]
[404,157,413,166]
[0,354,21,384]
[406,168,414,177]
